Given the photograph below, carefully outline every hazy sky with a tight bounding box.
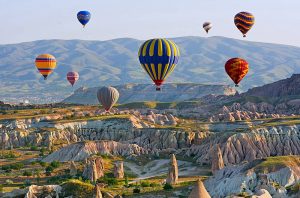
[1,0,300,46]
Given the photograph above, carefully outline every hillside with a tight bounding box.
[1,36,300,103]
[63,83,236,104]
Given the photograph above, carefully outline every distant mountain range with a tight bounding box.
[1,36,300,103]
[63,83,236,104]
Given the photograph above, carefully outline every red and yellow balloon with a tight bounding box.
[225,58,249,87]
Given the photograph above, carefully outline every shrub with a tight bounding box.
[0,184,3,193]
[5,179,14,185]
[23,170,33,176]
[39,161,47,167]
[50,161,60,168]
[133,188,141,193]
[45,166,54,176]
[30,146,39,151]
[61,179,94,198]
[150,183,161,187]
[97,175,118,186]
[141,181,151,187]
[163,183,173,190]
[24,179,31,187]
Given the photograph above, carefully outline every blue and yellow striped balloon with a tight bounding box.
[138,38,180,91]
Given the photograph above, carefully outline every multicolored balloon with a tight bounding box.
[234,12,255,37]
[225,58,249,87]
[138,38,180,91]
[97,86,119,112]
[67,72,79,87]
[35,54,57,80]
[77,11,91,27]
[203,22,212,33]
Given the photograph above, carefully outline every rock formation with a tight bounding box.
[82,156,104,182]
[113,161,124,179]
[94,183,103,198]
[205,158,300,198]
[210,144,224,174]
[255,189,272,198]
[25,185,62,198]
[43,140,146,162]
[188,179,211,198]
[69,161,77,176]
[166,154,178,185]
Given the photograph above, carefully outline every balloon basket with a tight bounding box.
[156,87,161,91]
[235,84,239,87]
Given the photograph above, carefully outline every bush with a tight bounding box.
[163,183,173,190]
[45,166,54,176]
[97,175,118,186]
[5,179,14,185]
[133,188,141,193]
[150,183,161,187]
[141,181,151,187]
[39,161,47,167]
[23,170,33,176]
[30,146,39,151]
[24,179,31,187]
[2,163,24,171]
[50,161,60,168]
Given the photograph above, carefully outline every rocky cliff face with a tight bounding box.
[205,157,300,198]
[43,140,146,162]
[187,125,300,165]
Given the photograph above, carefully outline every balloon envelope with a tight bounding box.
[35,54,57,80]
[234,12,255,37]
[77,11,91,27]
[97,86,119,111]
[138,38,180,91]
[67,72,79,86]
[203,22,212,33]
[225,58,249,86]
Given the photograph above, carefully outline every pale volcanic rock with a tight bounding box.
[43,140,146,162]
[210,144,225,174]
[113,161,124,179]
[25,185,62,198]
[82,156,104,182]
[254,189,272,198]
[94,183,103,198]
[188,179,211,198]
[166,154,178,185]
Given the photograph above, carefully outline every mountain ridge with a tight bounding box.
[1,36,300,103]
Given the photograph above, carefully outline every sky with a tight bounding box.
[1,0,300,46]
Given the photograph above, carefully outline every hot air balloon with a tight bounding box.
[67,72,79,87]
[234,12,255,37]
[138,38,180,91]
[35,54,57,80]
[225,58,249,87]
[77,11,91,27]
[203,22,212,33]
[97,86,119,112]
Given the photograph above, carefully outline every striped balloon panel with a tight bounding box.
[234,12,255,35]
[138,39,180,86]
[67,72,79,86]
[35,54,56,78]
[225,58,249,85]
[97,86,119,111]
